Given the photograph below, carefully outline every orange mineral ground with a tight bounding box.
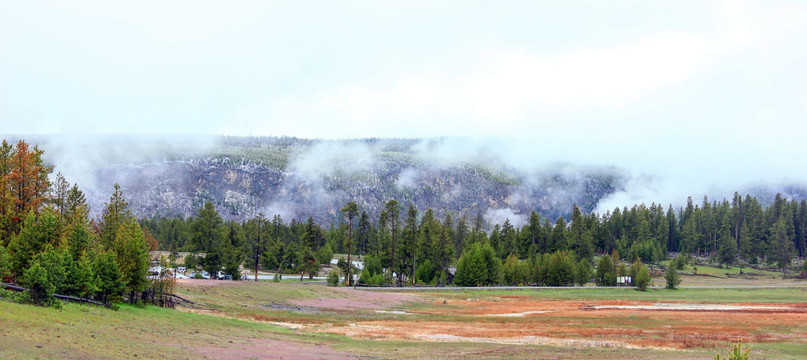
[317,295,807,350]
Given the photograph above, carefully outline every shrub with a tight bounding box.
[665,267,681,290]
[23,262,54,306]
[635,264,651,291]
[364,254,382,277]
[595,255,616,286]
[415,259,436,284]
[327,270,340,287]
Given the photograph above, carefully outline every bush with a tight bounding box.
[415,259,436,284]
[665,267,681,290]
[23,262,54,306]
[635,264,651,291]
[364,254,383,277]
[0,288,26,303]
[327,271,340,287]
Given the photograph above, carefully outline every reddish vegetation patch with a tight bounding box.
[194,339,353,360]
[289,288,420,311]
[322,297,807,350]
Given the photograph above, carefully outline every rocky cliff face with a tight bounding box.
[83,137,623,226]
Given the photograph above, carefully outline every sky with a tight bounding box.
[2,0,807,209]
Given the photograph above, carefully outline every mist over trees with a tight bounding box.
[3,138,807,307]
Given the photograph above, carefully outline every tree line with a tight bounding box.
[143,192,807,287]
[3,138,806,306]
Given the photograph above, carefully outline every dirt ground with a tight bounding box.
[304,295,807,351]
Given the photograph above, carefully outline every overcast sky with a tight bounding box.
[2,1,807,206]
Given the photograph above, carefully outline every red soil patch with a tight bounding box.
[321,297,807,350]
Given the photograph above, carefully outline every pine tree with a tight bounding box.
[244,213,269,281]
[454,243,486,286]
[385,200,401,284]
[22,261,54,305]
[665,266,681,289]
[190,202,226,279]
[114,219,150,298]
[99,183,134,249]
[454,215,468,260]
[498,218,517,259]
[9,140,52,217]
[0,244,12,281]
[595,254,616,286]
[635,264,651,291]
[8,208,62,278]
[0,140,13,244]
[768,216,795,274]
[574,259,592,286]
[356,211,371,255]
[718,229,737,267]
[50,172,70,218]
[568,204,593,262]
[93,249,124,303]
[222,221,246,279]
[550,217,567,252]
[341,202,358,286]
[63,184,88,225]
[402,204,417,285]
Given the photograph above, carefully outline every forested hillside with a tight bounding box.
[28,136,623,225]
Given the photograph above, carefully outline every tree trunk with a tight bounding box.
[254,252,259,282]
[390,218,395,286]
[346,218,353,286]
